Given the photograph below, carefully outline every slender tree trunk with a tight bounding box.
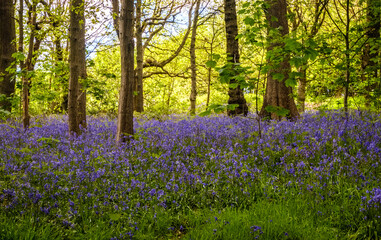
[343,0,350,112]
[206,67,211,109]
[68,0,87,135]
[295,0,327,112]
[297,66,307,112]
[18,0,24,116]
[189,0,201,115]
[112,0,120,39]
[224,0,248,116]
[22,4,38,129]
[362,0,380,107]
[76,2,87,129]
[206,16,219,109]
[54,36,68,113]
[116,0,134,143]
[260,0,299,120]
[0,0,16,112]
[134,0,144,112]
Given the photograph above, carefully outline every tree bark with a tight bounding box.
[116,0,134,143]
[134,0,144,112]
[362,0,380,107]
[68,0,87,135]
[224,0,248,116]
[260,0,299,120]
[297,66,307,112]
[189,0,201,115]
[343,0,350,112]
[22,3,41,129]
[112,0,120,39]
[0,0,16,113]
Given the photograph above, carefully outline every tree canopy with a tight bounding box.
[0,0,379,121]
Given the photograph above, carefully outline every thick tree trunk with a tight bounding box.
[0,0,16,113]
[224,0,248,116]
[134,0,144,112]
[189,0,201,115]
[68,0,87,135]
[116,0,134,143]
[260,0,299,120]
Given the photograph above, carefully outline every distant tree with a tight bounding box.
[0,0,16,113]
[224,0,248,116]
[362,0,380,107]
[198,13,224,109]
[189,0,201,115]
[134,0,143,112]
[116,0,134,143]
[138,1,193,112]
[289,0,328,112]
[68,0,87,135]
[111,0,120,39]
[260,0,299,120]
[325,0,367,112]
[20,0,49,128]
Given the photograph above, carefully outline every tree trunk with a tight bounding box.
[206,67,211,109]
[22,3,39,129]
[362,0,380,107]
[224,0,248,116]
[134,0,144,112]
[343,0,350,112]
[54,35,69,113]
[116,0,134,143]
[260,0,299,120]
[0,0,16,113]
[112,0,120,39]
[68,0,87,135]
[189,0,201,115]
[295,0,327,112]
[297,66,307,112]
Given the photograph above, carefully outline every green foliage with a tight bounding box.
[199,103,239,116]
[265,105,290,117]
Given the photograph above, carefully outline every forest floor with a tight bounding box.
[0,110,380,239]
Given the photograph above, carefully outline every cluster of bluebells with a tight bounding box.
[0,110,380,236]
[250,225,263,239]
[361,187,381,218]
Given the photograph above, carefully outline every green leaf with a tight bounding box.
[229,83,239,89]
[272,73,285,81]
[199,109,211,117]
[265,105,277,113]
[109,213,121,221]
[277,108,290,117]
[12,52,26,61]
[243,17,255,26]
[265,105,290,117]
[227,104,239,111]
[205,60,217,68]
[211,54,221,61]
[285,78,297,87]
[242,2,250,8]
